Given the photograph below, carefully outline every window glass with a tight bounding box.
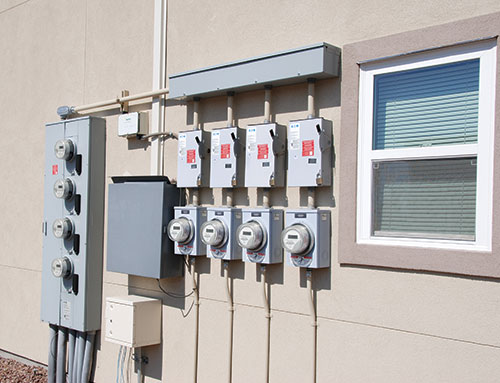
[372,158,477,240]
[373,59,480,149]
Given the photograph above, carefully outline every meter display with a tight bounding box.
[53,178,75,200]
[236,221,266,251]
[54,139,75,161]
[167,217,194,244]
[283,209,331,268]
[51,257,73,278]
[52,217,74,239]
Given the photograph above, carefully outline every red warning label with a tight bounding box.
[52,165,58,175]
[221,144,231,159]
[187,149,196,163]
[257,144,269,160]
[302,140,314,157]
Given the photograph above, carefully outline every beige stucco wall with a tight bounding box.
[1,1,500,382]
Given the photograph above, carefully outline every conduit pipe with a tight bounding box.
[223,261,234,383]
[136,347,143,383]
[48,324,58,383]
[263,86,272,123]
[307,78,316,119]
[191,97,201,207]
[306,270,317,383]
[261,266,271,383]
[56,327,67,383]
[75,332,86,383]
[81,331,95,383]
[68,330,76,382]
[191,256,200,383]
[227,92,235,127]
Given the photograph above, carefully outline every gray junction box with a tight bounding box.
[245,123,286,187]
[210,127,246,188]
[169,206,208,256]
[106,176,183,279]
[202,207,242,260]
[238,208,284,264]
[41,116,106,332]
[177,130,210,188]
[287,118,332,187]
[283,209,331,268]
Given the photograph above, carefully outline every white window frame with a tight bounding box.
[357,40,497,251]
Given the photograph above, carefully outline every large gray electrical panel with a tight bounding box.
[210,127,246,188]
[177,130,210,188]
[201,207,242,260]
[106,176,183,279]
[169,206,207,256]
[287,118,332,187]
[237,208,283,264]
[245,123,286,187]
[282,209,331,268]
[41,116,106,332]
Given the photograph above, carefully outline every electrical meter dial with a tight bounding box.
[51,257,73,279]
[54,139,75,161]
[167,217,194,244]
[200,219,227,248]
[52,217,74,239]
[281,224,314,255]
[53,178,76,200]
[236,221,266,251]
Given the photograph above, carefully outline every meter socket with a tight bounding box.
[201,207,242,260]
[168,206,207,256]
[237,208,283,264]
[282,209,331,268]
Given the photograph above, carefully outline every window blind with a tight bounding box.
[372,158,477,240]
[373,59,480,149]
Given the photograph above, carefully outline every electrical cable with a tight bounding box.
[157,278,194,298]
[306,269,318,383]
[224,261,234,383]
[116,346,122,383]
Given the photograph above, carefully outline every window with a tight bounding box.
[357,40,496,251]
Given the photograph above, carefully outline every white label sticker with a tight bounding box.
[289,123,300,150]
[247,128,257,153]
[62,300,71,321]
[179,133,186,157]
[212,131,220,155]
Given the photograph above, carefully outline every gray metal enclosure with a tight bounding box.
[41,117,106,332]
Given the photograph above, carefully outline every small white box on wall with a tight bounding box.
[105,295,161,348]
[118,112,149,137]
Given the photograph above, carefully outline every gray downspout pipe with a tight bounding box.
[80,331,95,383]
[48,324,58,383]
[74,332,86,383]
[56,327,68,383]
[68,330,76,383]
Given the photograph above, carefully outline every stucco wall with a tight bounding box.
[1,1,500,382]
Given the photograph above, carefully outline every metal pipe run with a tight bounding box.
[48,324,58,383]
[307,78,316,119]
[261,266,271,383]
[224,261,234,383]
[306,270,317,383]
[81,331,95,383]
[227,92,235,127]
[56,327,67,383]
[264,86,272,123]
[68,330,76,383]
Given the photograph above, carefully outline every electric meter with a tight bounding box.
[236,221,266,251]
[200,219,227,248]
[167,217,194,244]
[54,139,75,161]
[281,224,314,255]
[53,178,75,200]
[51,257,73,278]
[52,217,74,239]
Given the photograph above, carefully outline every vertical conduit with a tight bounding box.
[307,78,316,119]
[306,270,317,383]
[192,97,200,207]
[68,330,76,383]
[191,257,200,383]
[263,86,272,123]
[56,327,67,383]
[81,331,95,383]
[48,324,58,383]
[261,266,271,383]
[223,261,234,383]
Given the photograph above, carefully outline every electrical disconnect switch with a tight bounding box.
[41,116,106,332]
[282,209,331,268]
[201,207,242,260]
[287,118,333,187]
[168,206,207,256]
[244,123,286,187]
[237,208,283,264]
[177,130,211,188]
[210,127,246,188]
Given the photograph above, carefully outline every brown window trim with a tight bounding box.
[338,12,500,278]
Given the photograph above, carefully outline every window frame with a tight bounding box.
[356,40,497,252]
